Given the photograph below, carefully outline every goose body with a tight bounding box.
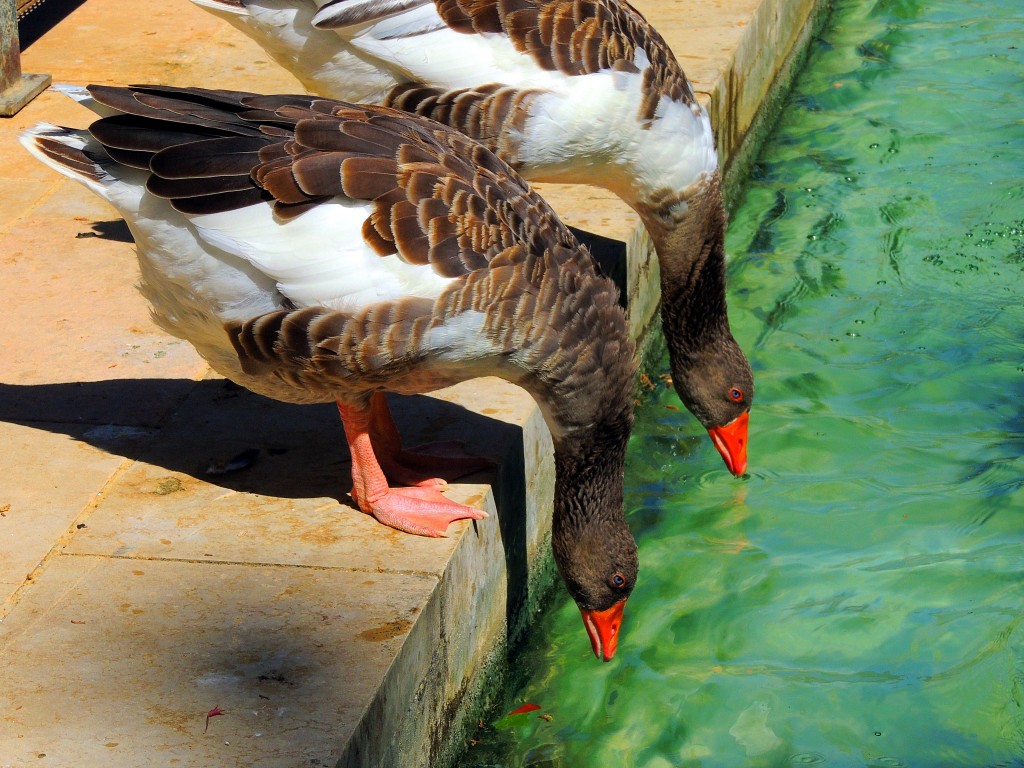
[195,0,754,474]
[22,84,637,660]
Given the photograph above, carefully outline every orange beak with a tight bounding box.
[580,600,626,662]
[708,411,749,476]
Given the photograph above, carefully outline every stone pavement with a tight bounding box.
[0,0,823,765]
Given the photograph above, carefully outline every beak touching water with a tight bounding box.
[581,600,626,662]
[708,411,749,476]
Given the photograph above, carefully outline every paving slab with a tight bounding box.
[0,0,827,765]
[0,176,206,398]
[0,420,124,606]
[18,0,304,92]
[0,554,436,767]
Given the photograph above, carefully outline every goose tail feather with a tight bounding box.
[19,122,144,217]
[50,83,121,119]
[189,0,246,15]
[19,123,109,188]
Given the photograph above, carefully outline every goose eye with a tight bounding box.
[611,573,627,589]
[729,387,744,402]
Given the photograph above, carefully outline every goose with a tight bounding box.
[21,84,638,661]
[193,0,754,476]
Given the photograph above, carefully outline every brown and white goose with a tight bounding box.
[22,84,637,661]
[194,0,754,475]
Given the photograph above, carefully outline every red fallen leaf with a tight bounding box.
[664,404,680,411]
[507,703,541,716]
[537,714,553,722]
[204,706,226,734]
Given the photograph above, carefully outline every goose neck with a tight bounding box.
[643,176,730,356]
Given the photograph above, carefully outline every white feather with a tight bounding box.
[345,17,567,90]
[425,310,497,361]
[49,84,123,119]
[187,200,455,313]
[518,57,717,201]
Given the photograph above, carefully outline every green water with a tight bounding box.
[467,0,1024,765]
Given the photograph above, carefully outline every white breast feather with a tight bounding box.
[518,49,717,202]
[188,200,456,314]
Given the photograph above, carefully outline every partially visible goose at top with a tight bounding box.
[21,84,637,661]
[194,0,754,476]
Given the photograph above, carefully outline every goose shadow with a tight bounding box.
[74,219,134,244]
[0,377,518,498]
[0,375,535,643]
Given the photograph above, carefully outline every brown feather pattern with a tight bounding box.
[81,85,577,272]
[226,243,633,434]
[149,137,269,178]
[448,0,696,121]
[385,83,541,168]
[32,134,108,183]
[313,0,695,123]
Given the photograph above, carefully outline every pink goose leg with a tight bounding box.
[337,400,487,537]
[367,392,496,487]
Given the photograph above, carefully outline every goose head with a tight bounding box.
[552,464,638,663]
[547,401,637,662]
[668,332,753,476]
[641,174,754,476]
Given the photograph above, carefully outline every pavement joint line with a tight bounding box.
[0,454,136,622]
[57,550,445,581]
[0,552,104,654]
[0,174,64,239]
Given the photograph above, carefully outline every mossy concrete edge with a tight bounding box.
[718,0,835,212]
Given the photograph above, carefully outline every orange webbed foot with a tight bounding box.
[338,398,488,538]
[362,486,487,537]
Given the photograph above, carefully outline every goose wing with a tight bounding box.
[82,85,578,308]
[314,0,696,120]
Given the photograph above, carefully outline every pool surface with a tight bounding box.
[466,0,1024,765]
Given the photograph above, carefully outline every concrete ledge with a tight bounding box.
[0,0,827,765]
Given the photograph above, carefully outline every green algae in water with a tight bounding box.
[466,0,1024,765]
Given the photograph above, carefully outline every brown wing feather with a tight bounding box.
[83,85,579,278]
[149,136,270,179]
[88,116,220,153]
[432,0,695,121]
[316,0,693,124]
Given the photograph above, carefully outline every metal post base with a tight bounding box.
[0,71,50,116]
